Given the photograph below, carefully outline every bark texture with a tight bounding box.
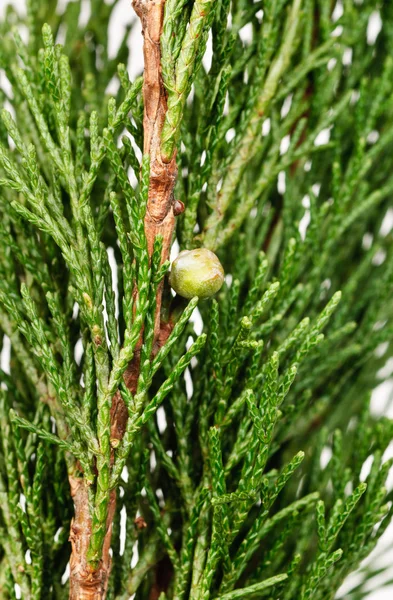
[69,478,116,599]
[134,0,179,335]
[68,1,178,597]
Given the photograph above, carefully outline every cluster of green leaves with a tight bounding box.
[0,0,393,599]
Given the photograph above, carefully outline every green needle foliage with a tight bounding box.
[0,0,393,599]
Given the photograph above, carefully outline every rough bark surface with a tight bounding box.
[69,478,116,599]
[68,1,178,598]
[134,0,179,335]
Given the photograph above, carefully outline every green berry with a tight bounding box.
[169,249,225,299]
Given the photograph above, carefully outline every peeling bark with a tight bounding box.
[134,0,178,335]
[69,478,116,600]
[68,1,178,597]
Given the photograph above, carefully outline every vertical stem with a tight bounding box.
[134,0,179,335]
[69,1,179,598]
[69,477,116,599]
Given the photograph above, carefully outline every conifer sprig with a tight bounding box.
[0,0,393,599]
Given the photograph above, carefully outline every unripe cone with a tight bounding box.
[169,249,224,299]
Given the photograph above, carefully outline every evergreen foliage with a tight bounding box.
[0,0,393,598]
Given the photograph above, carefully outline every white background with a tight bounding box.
[1,0,393,597]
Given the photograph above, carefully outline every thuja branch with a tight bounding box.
[71,0,187,594]
[1,1,393,600]
[134,0,179,286]
[203,0,303,249]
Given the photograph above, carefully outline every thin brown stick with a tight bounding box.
[69,478,116,599]
[134,0,179,334]
[68,1,179,597]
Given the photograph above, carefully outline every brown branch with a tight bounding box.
[134,0,179,333]
[68,1,179,598]
[69,478,116,599]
